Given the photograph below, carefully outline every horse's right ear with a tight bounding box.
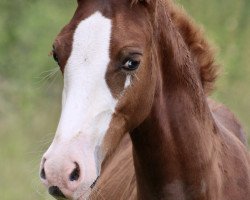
[77,0,82,4]
[152,0,193,81]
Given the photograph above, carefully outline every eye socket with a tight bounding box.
[52,50,59,64]
[51,45,60,65]
[122,58,141,71]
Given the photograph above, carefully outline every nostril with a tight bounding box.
[69,162,80,181]
[40,167,46,180]
[49,186,66,198]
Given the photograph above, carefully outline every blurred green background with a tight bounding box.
[0,0,249,199]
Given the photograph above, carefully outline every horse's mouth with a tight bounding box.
[90,176,100,189]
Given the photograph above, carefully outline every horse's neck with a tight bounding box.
[130,50,219,199]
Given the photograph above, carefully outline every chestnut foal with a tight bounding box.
[40,0,250,199]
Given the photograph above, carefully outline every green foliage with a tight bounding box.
[0,1,76,199]
[0,0,249,199]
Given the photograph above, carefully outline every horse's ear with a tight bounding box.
[153,1,194,82]
[77,0,82,4]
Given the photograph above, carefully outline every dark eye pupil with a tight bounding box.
[123,59,140,71]
[53,51,59,64]
[129,60,138,67]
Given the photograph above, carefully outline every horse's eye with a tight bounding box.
[52,50,59,64]
[122,59,140,71]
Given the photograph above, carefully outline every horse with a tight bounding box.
[39,0,250,199]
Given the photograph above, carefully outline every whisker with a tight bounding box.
[36,67,59,81]
[39,68,58,76]
[134,73,140,82]
[34,67,60,88]
[46,72,59,90]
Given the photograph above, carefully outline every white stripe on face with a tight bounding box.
[59,12,116,138]
[51,11,116,186]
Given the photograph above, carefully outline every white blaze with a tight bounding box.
[52,12,116,189]
[59,12,116,140]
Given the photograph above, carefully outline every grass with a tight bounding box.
[0,0,249,199]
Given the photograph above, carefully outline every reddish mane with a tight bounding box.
[133,0,219,94]
[89,1,249,199]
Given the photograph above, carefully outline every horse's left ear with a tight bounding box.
[153,1,195,83]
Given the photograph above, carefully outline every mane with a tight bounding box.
[85,2,245,199]
[132,0,219,95]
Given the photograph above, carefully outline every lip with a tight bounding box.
[90,176,100,189]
